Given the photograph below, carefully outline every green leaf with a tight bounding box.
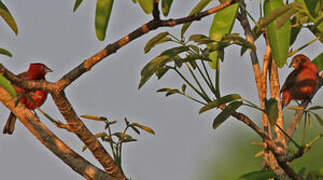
[95,0,114,41]
[303,0,321,18]
[311,112,323,127]
[307,106,323,111]
[213,101,242,129]
[312,53,323,71]
[73,0,83,12]
[199,94,241,113]
[237,169,278,180]
[181,84,187,93]
[264,98,278,125]
[264,0,291,68]
[0,1,18,35]
[209,3,239,66]
[0,48,12,57]
[0,74,17,97]
[161,0,173,16]
[137,0,153,14]
[144,32,170,53]
[181,0,212,37]
[131,122,155,134]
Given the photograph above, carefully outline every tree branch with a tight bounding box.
[0,87,111,180]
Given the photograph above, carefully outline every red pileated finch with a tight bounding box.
[3,63,52,135]
[281,54,319,107]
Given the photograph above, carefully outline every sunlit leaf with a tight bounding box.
[213,101,242,129]
[73,0,83,12]
[137,0,153,14]
[199,94,241,113]
[81,115,108,121]
[95,0,114,41]
[131,122,155,134]
[161,0,174,16]
[312,53,323,71]
[237,169,278,180]
[144,32,170,53]
[181,0,212,37]
[264,0,291,68]
[0,48,12,57]
[209,3,239,66]
[0,74,16,97]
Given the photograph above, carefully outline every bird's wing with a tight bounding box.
[280,69,300,93]
[18,72,30,79]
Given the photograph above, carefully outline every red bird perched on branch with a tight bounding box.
[3,63,52,135]
[281,54,319,107]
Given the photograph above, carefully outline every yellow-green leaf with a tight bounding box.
[81,115,108,121]
[131,122,155,134]
[144,32,170,53]
[312,53,323,71]
[265,98,278,125]
[264,0,291,68]
[138,0,153,14]
[95,0,114,41]
[209,3,239,66]
[0,1,18,35]
[0,74,16,97]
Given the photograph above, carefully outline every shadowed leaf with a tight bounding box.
[0,48,12,57]
[161,0,174,16]
[144,32,170,53]
[237,169,278,180]
[199,94,241,113]
[73,0,83,12]
[213,101,242,129]
[312,53,323,71]
[264,98,278,125]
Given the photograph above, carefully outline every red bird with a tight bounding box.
[281,54,319,107]
[3,63,52,134]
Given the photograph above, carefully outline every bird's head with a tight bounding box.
[289,54,311,69]
[28,63,52,79]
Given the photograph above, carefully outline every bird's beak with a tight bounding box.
[45,66,53,73]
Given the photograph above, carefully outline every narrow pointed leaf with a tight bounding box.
[264,0,291,68]
[144,32,170,53]
[161,0,174,16]
[181,0,212,37]
[199,94,241,113]
[95,0,114,41]
[237,170,278,180]
[0,48,12,57]
[213,101,242,129]
[131,122,155,134]
[138,0,153,14]
[81,115,108,121]
[0,74,16,97]
[312,53,323,71]
[312,113,323,127]
[73,0,83,12]
[308,106,323,111]
[265,98,278,125]
[0,1,18,35]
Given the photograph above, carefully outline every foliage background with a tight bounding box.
[0,0,321,179]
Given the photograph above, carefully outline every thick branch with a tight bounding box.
[51,92,126,180]
[0,87,111,180]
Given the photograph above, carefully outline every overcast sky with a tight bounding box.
[0,1,322,180]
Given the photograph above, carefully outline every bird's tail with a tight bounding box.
[3,113,17,135]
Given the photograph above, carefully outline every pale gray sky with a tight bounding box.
[0,1,322,180]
